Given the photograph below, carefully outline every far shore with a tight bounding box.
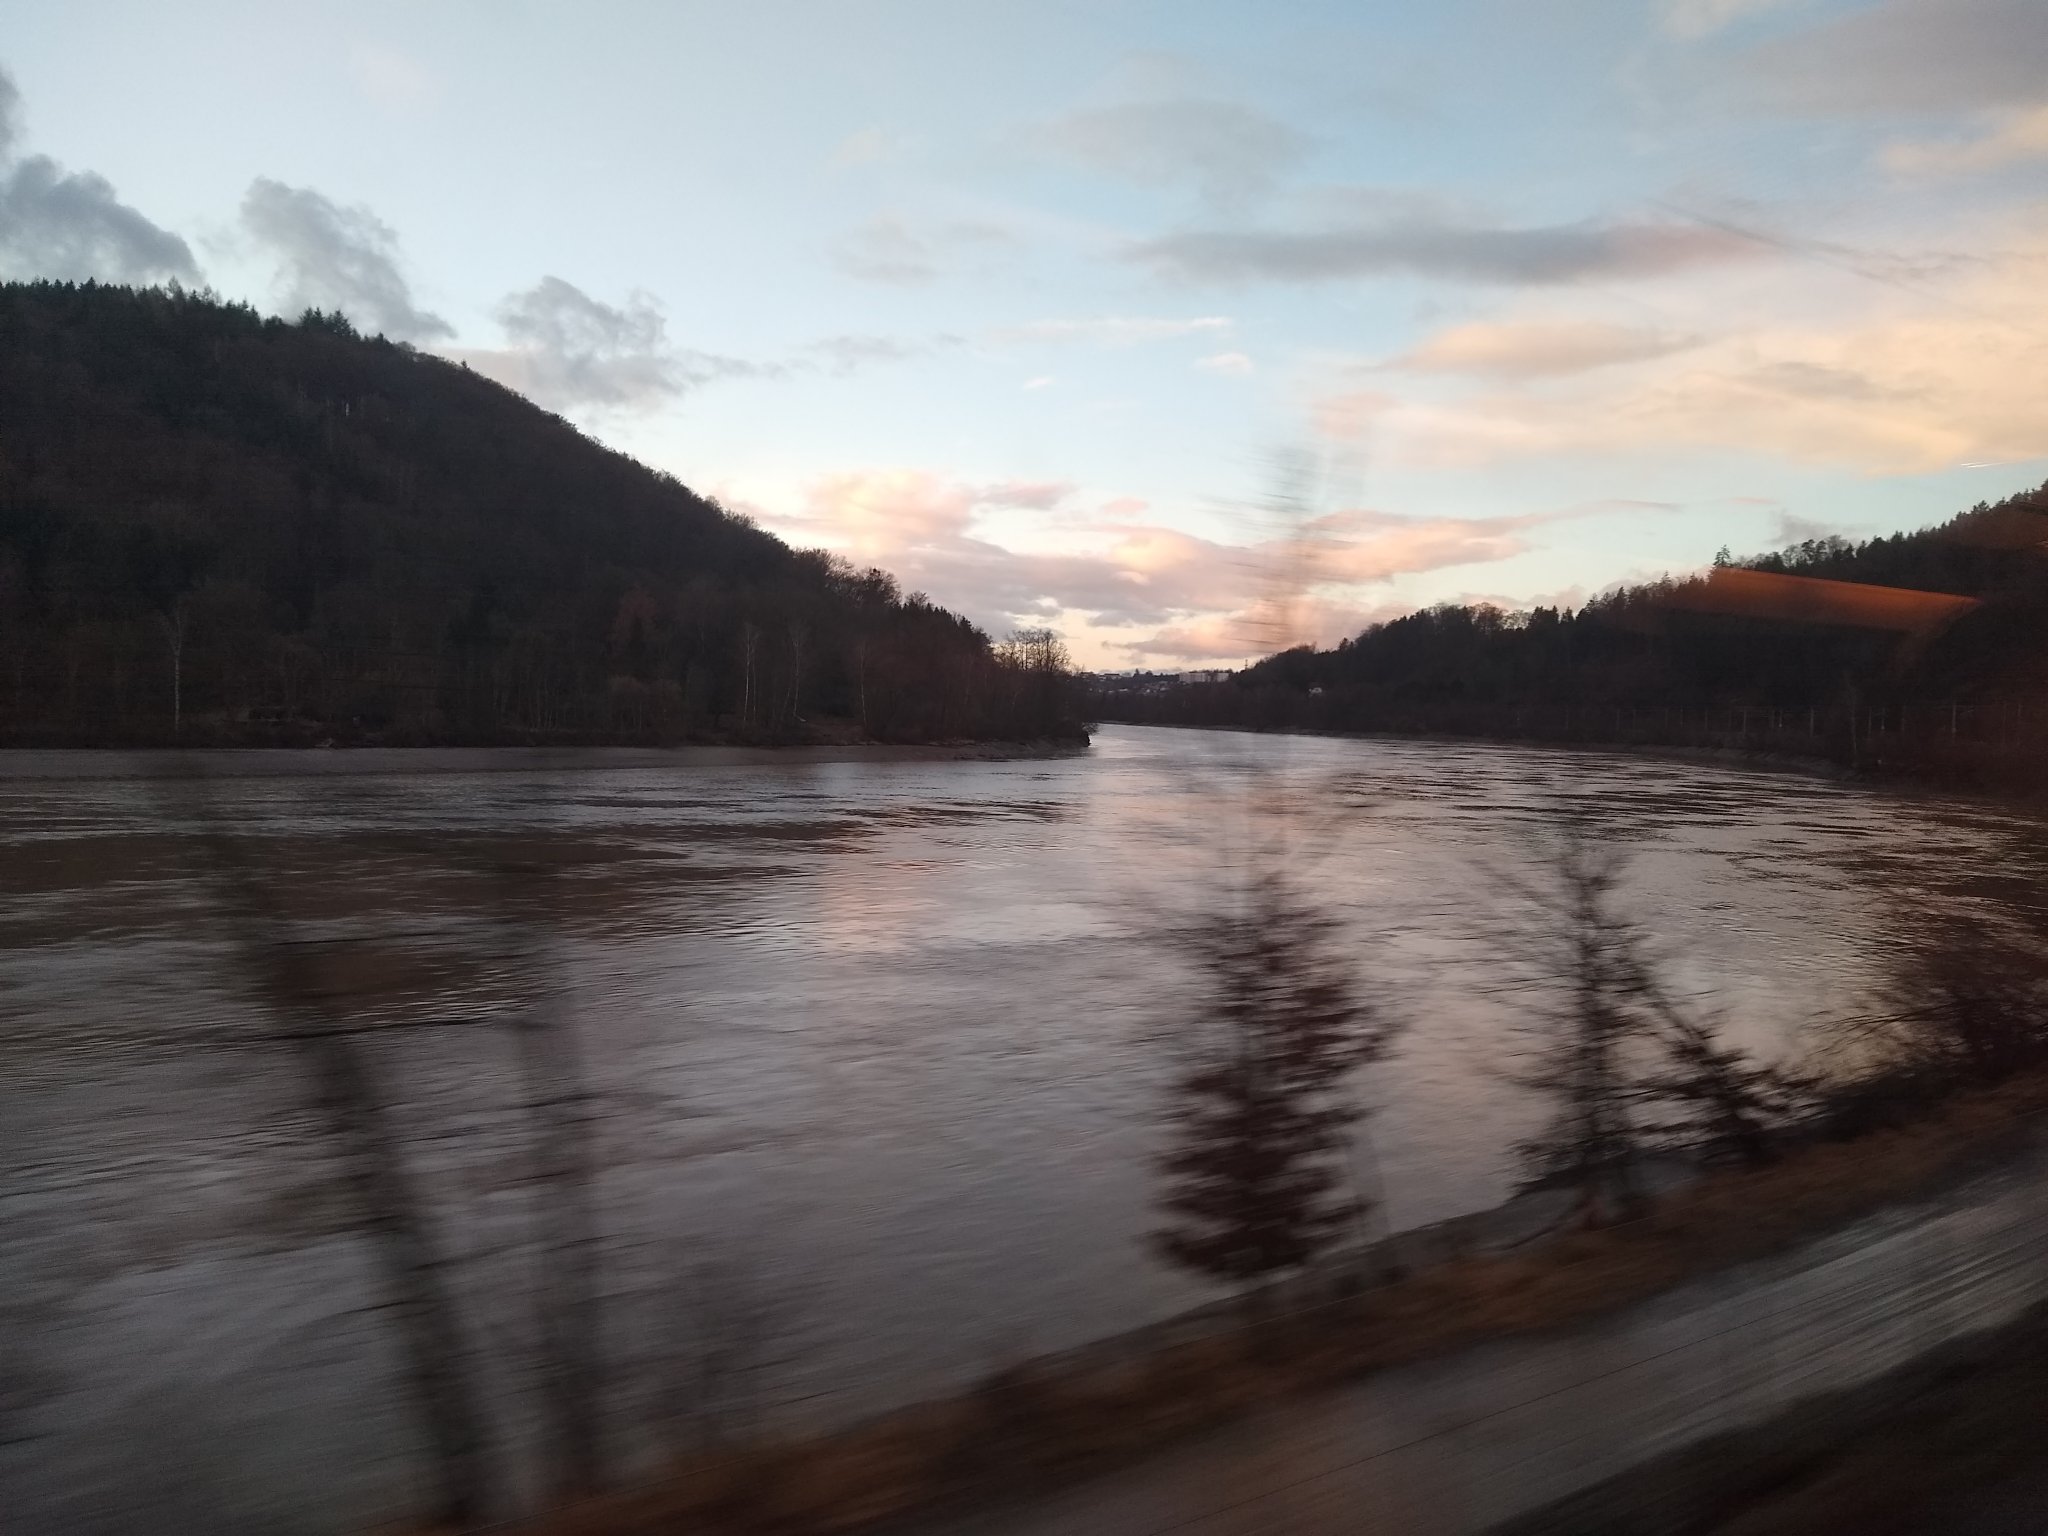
[1101,717,2006,798]
[0,736,1092,780]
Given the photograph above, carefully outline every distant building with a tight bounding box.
[1087,667,1237,697]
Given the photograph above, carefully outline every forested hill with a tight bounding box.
[0,281,1079,746]
[1100,484,2048,768]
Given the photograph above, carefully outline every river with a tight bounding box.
[4,726,2045,1533]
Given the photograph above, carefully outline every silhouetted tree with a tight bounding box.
[1505,835,1790,1219]
[1885,910,2048,1086]
[178,775,490,1528]
[1505,839,1662,1224]
[1153,868,1398,1293]
[1637,995,1795,1169]
[1819,907,2048,1133]
[489,851,605,1499]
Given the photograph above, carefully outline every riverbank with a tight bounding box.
[506,1071,2048,1536]
[0,712,1092,756]
[0,737,1091,780]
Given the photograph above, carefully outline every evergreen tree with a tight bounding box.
[1154,870,1397,1291]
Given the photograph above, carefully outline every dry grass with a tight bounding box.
[499,1071,2048,1536]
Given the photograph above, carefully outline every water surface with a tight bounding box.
[4,726,2044,1532]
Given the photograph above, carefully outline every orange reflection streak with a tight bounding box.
[1663,567,1980,639]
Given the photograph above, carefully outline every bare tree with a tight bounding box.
[177,775,491,1528]
[1637,995,1795,1169]
[783,619,806,725]
[1502,832,1789,1222]
[486,849,605,1500]
[160,598,187,733]
[1881,909,2048,1086]
[994,626,1079,740]
[1505,838,1660,1224]
[738,620,761,728]
[1153,866,1399,1295]
[1815,905,2048,1132]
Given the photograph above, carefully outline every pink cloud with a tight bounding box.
[760,468,1594,664]
[1313,388,1394,441]
[1325,218,2048,474]
[1390,319,1699,379]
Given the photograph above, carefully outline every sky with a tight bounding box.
[4,0,2047,667]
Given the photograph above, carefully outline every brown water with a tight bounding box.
[3,725,2045,1534]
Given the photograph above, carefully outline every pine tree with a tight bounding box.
[1154,870,1397,1292]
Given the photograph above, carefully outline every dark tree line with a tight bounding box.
[1100,485,2048,751]
[0,281,1082,746]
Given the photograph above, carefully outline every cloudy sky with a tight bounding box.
[6,0,2047,665]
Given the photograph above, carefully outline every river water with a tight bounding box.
[3,726,2045,1533]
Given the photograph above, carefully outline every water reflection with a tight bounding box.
[3,726,2046,1531]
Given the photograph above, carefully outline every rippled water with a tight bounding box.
[4,726,2045,1533]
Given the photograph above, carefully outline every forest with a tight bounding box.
[0,281,1082,747]
[1099,483,2048,777]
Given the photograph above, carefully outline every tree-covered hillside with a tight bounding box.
[1100,485,2048,769]
[0,281,1079,746]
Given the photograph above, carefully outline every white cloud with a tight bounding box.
[0,67,197,286]
[458,276,767,412]
[1196,350,1256,375]
[1883,104,2048,176]
[1769,510,1844,546]
[241,178,450,341]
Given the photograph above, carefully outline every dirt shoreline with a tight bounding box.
[508,1074,2048,1536]
[0,738,1092,780]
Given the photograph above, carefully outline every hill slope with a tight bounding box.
[1100,486,2048,784]
[0,281,1076,745]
